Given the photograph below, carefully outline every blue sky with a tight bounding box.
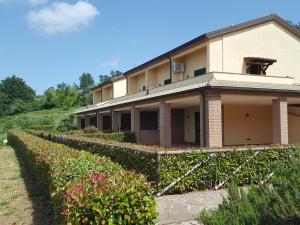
[0,0,299,95]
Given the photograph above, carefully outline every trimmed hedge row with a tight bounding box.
[28,130,299,194]
[28,130,159,182]
[79,132,136,143]
[8,131,157,224]
[159,148,297,194]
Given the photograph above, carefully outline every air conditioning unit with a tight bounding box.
[173,63,185,73]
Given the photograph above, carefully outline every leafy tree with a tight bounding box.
[0,75,35,104]
[56,113,77,132]
[43,87,57,109]
[79,73,94,105]
[287,20,300,30]
[79,73,94,94]
[0,91,10,116]
[99,70,122,84]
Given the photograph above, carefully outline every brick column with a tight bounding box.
[84,114,90,128]
[199,95,205,147]
[205,93,222,148]
[131,107,140,143]
[159,101,171,148]
[272,97,288,144]
[77,116,81,129]
[112,111,119,132]
[97,112,103,131]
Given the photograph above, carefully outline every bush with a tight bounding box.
[56,113,77,132]
[28,130,298,194]
[198,150,300,225]
[8,130,157,224]
[83,126,99,134]
[81,132,136,143]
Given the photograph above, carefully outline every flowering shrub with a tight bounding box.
[8,130,157,224]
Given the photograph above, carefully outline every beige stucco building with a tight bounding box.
[76,14,300,148]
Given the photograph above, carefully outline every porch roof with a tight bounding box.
[76,74,300,114]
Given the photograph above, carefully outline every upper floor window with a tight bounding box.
[245,57,277,75]
[194,68,206,77]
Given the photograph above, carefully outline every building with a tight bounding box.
[75,14,300,148]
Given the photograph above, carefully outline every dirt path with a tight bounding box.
[0,146,55,225]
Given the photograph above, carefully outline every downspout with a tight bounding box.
[168,57,172,82]
[100,88,103,102]
[202,91,206,147]
[126,76,129,95]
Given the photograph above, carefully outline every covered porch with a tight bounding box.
[78,91,300,148]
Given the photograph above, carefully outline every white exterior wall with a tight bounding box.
[208,21,300,82]
[113,78,127,98]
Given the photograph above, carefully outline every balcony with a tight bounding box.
[76,72,296,114]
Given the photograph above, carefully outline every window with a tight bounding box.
[194,68,206,77]
[140,111,158,130]
[247,64,262,75]
[244,57,277,75]
[121,113,131,131]
[90,117,97,128]
[164,78,171,85]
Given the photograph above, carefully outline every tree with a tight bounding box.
[287,20,300,30]
[0,75,35,104]
[79,73,94,105]
[99,70,122,84]
[0,91,10,116]
[79,73,94,95]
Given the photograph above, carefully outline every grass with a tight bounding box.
[0,146,55,225]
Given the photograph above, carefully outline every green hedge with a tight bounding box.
[80,132,136,143]
[159,148,297,194]
[8,131,157,224]
[28,130,298,194]
[198,150,300,225]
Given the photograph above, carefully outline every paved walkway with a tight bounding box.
[156,189,228,225]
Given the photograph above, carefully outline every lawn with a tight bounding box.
[0,146,54,225]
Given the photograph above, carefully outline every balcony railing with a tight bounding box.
[76,72,295,113]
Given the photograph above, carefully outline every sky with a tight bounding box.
[0,0,299,95]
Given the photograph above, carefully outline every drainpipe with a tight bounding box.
[202,91,206,147]
[168,57,172,83]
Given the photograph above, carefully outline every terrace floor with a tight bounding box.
[156,189,227,224]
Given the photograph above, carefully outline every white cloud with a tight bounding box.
[27,0,47,6]
[100,59,119,68]
[26,1,99,34]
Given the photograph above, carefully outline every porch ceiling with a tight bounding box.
[222,94,300,106]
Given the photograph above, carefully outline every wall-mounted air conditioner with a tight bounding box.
[172,63,185,73]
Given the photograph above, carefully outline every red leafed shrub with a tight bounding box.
[8,130,157,225]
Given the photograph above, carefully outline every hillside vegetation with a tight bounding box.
[0,108,74,144]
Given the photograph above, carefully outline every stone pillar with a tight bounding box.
[97,112,103,131]
[272,97,288,144]
[159,101,171,148]
[112,111,118,132]
[84,114,90,128]
[131,107,140,143]
[199,95,205,147]
[205,92,222,148]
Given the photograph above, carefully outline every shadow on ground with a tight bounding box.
[12,146,56,225]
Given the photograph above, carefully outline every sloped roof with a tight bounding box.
[123,14,300,77]
[76,74,300,114]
